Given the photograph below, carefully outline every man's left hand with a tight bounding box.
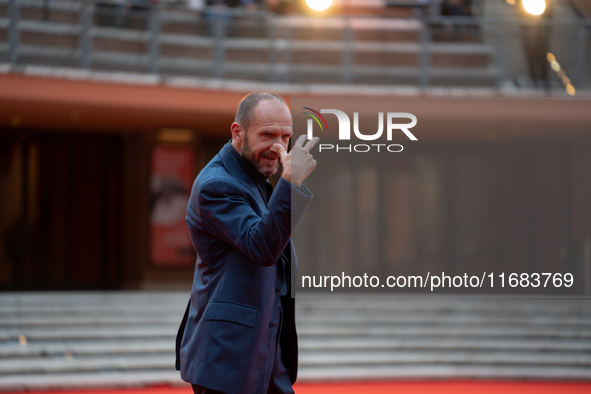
[273,135,320,188]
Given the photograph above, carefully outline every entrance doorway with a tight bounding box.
[0,132,122,290]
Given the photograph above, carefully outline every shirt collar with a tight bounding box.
[227,140,268,186]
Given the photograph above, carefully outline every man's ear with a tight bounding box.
[231,122,244,145]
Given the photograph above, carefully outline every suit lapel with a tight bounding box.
[219,143,268,213]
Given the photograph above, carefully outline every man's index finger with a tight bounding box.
[303,137,320,153]
[293,134,308,148]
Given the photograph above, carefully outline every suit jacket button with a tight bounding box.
[269,323,274,329]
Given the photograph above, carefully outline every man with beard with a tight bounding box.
[176,92,319,394]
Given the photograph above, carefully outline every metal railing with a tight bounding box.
[0,0,589,89]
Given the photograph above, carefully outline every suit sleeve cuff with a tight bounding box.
[289,181,313,198]
[278,177,313,199]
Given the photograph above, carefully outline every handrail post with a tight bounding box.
[213,8,226,78]
[418,17,431,88]
[342,16,354,84]
[268,16,277,82]
[148,2,161,74]
[43,0,50,21]
[80,0,94,69]
[494,23,507,88]
[283,23,292,83]
[8,0,20,71]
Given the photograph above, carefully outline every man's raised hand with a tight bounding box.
[273,135,320,188]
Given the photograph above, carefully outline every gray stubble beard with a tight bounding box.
[241,133,279,177]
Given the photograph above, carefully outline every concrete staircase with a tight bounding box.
[0,0,498,87]
[1,292,590,390]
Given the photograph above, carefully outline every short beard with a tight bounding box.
[241,133,279,176]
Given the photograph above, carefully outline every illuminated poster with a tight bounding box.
[150,147,195,266]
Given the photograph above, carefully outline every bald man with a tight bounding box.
[176,92,319,394]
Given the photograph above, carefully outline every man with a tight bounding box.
[517,0,553,89]
[175,92,319,394]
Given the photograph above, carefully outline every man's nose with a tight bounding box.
[269,138,287,152]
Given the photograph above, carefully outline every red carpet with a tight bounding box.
[8,381,591,394]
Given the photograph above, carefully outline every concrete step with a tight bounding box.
[0,326,176,342]
[2,349,590,376]
[3,323,590,344]
[0,315,182,327]
[299,350,591,367]
[3,292,589,313]
[0,370,186,391]
[296,299,591,316]
[297,364,591,381]
[0,355,174,375]
[0,339,175,358]
[3,296,590,315]
[297,314,591,326]
[2,349,590,375]
[4,337,590,359]
[3,311,590,327]
[299,337,591,352]
[298,325,591,340]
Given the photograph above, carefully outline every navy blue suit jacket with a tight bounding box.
[176,142,312,394]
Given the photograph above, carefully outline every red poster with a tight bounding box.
[150,147,195,266]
